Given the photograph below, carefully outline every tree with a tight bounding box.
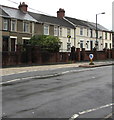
[30,35,61,52]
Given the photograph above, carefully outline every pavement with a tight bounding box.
[0,60,114,76]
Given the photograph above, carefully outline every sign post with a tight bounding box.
[89,54,94,65]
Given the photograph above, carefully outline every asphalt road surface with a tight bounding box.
[1,65,113,119]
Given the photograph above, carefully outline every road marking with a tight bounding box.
[69,114,79,120]
[0,74,60,85]
[1,66,111,85]
[69,103,114,120]
[104,113,112,119]
[0,78,21,85]
[1,65,111,77]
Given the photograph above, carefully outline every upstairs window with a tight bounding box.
[90,29,93,38]
[110,33,111,40]
[44,25,49,35]
[11,20,17,31]
[105,32,107,39]
[3,19,8,30]
[87,29,89,36]
[54,26,58,36]
[80,28,83,35]
[67,28,71,36]
[23,22,30,33]
[59,27,62,37]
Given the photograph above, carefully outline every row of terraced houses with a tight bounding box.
[0,2,113,53]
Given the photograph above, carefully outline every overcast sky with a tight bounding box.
[1,0,113,30]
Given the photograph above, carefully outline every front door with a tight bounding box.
[11,38,16,51]
[90,41,93,50]
[2,36,9,51]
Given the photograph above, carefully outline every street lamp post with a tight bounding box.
[95,12,105,50]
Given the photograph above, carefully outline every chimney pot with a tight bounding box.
[18,2,28,13]
[57,8,65,19]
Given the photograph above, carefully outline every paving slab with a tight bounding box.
[0,61,113,76]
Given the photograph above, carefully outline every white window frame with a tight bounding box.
[11,19,17,32]
[3,19,8,30]
[80,40,84,48]
[59,27,62,37]
[80,28,83,36]
[105,32,107,40]
[67,28,71,36]
[54,26,58,36]
[87,29,89,36]
[44,24,49,35]
[67,42,71,51]
[23,21,30,33]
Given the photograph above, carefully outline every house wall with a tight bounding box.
[75,27,96,50]
[0,17,2,52]
[17,20,23,32]
[49,25,54,36]
[1,7,113,53]
[74,26,112,51]
[112,1,114,31]
[59,27,74,52]
[102,31,112,49]
[34,23,43,35]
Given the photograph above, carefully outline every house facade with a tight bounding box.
[0,2,112,52]
[112,1,114,48]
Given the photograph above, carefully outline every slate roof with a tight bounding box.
[90,22,109,31]
[0,5,109,31]
[65,16,109,31]
[1,5,37,22]
[29,12,75,28]
[0,6,9,17]
[65,16,88,27]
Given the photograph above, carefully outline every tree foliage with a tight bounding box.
[30,35,61,52]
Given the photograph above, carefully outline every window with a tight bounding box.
[59,27,62,36]
[80,28,83,35]
[86,41,89,49]
[110,43,111,49]
[90,29,93,38]
[44,25,49,35]
[87,29,89,36]
[90,41,93,50]
[23,22,30,33]
[3,19,8,30]
[110,33,111,40]
[11,20,16,31]
[23,39,30,45]
[67,28,71,36]
[105,43,108,48]
[54,26,58,36]
[67,43,71,51]
[105,32,107,39]
[80,41,83,48]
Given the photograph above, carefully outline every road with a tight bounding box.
[1,65,113,119]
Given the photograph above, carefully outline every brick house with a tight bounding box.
[0,2,37,52]
[0,2,112,52]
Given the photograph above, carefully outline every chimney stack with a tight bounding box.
[18,2,28,13]
[57,8,65,19]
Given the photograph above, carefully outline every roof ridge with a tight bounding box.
[0,4,18,10]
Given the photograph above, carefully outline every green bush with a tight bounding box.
[30,35,61,52]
